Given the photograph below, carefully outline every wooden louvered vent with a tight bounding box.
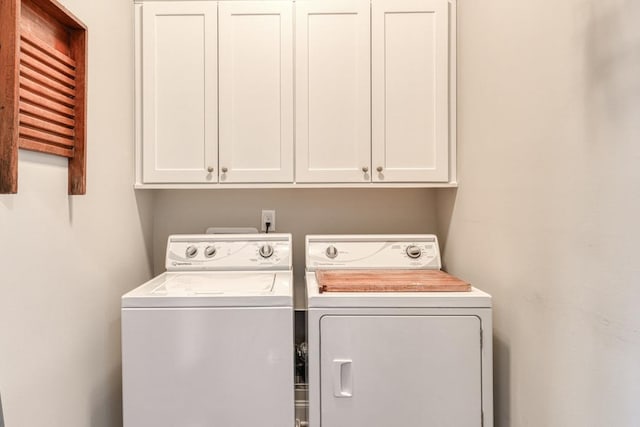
[0,0,87,194]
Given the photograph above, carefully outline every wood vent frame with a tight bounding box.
[0,0,87,194]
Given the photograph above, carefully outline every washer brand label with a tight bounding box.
[172,261,192,267]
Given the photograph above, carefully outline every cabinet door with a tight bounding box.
[372,0,449,182]
[141,2,217,183]
[320,315,482,427]
[295,0,371,183]
[219,2,293,183]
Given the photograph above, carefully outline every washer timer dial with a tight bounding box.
[325,245,338,259]
[185,245,198,258]
[204,246,217,258]
[259,244,274,259]
[405,245,422,259]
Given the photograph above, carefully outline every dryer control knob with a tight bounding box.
[204,246,217,258]
[326,245,338,259]
[406,245,422,259]
[259,244,274,258]
[185,245,198,259]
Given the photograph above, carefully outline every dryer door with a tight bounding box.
[320,315,482,427]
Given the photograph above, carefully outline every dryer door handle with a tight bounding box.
[332,359,353,398]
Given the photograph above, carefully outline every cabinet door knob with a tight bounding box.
[362,166,369,173]
[207,166,214,173]
[221,167,228,173]
[377,166,384,172]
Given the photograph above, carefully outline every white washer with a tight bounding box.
[122,234,294,427]
[305,235,493,427]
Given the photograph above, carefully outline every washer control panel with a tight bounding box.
[306,235,441,270]
[166,234,292,271]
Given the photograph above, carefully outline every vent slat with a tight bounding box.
[19,101,75,128]
[20,33,77,69]
[19,126,75,149]
[20,113,74,138]
[19,63,75,97]
[20,88,76,117]
[20,75,75,108]
[20,38,76,79]
[19,138,73,158]
[20,52,76,88]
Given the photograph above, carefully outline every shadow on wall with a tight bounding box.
[89,317,125,427]
[134,189,156,275]
[493,336,511,427]
[584,0,640,133]
[434,188,457,271]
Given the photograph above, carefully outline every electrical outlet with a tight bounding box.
[261,210,276,232]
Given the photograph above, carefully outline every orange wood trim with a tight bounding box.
[67,28,86,194]
[22,0,86,31]
[0,0,20,194]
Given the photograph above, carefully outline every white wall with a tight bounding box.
[438,0,640,425]
[0,0,153,426]
[153,189,439,307]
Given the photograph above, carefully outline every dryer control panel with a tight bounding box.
[166,234,292,271]
[306,235,441,271]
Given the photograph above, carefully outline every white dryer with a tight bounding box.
[122,234,294,427]
[305,235,493,427]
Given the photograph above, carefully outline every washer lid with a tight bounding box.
[154,272,275,295]
[122,271,293,308]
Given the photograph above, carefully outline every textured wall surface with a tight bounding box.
[438,0,640,425]
[0,0,154,425]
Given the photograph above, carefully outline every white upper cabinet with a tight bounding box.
[295,0,371,183]
[135,0,456,188]
[372,0,450,183]
[218,2,293,183]
[141,2,218,183]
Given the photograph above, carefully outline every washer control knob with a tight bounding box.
[259,244,274,259]
[326,245,338,259]
[204,245,217,258]
[406,245,422,259]
[185,245,198,259]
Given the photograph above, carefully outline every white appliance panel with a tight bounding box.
[122,307,294,427]
[166,233,292,271]
[306,235,440,270]
[122,233,295,426]
[304,234,493,427]
[319,315,482,427]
